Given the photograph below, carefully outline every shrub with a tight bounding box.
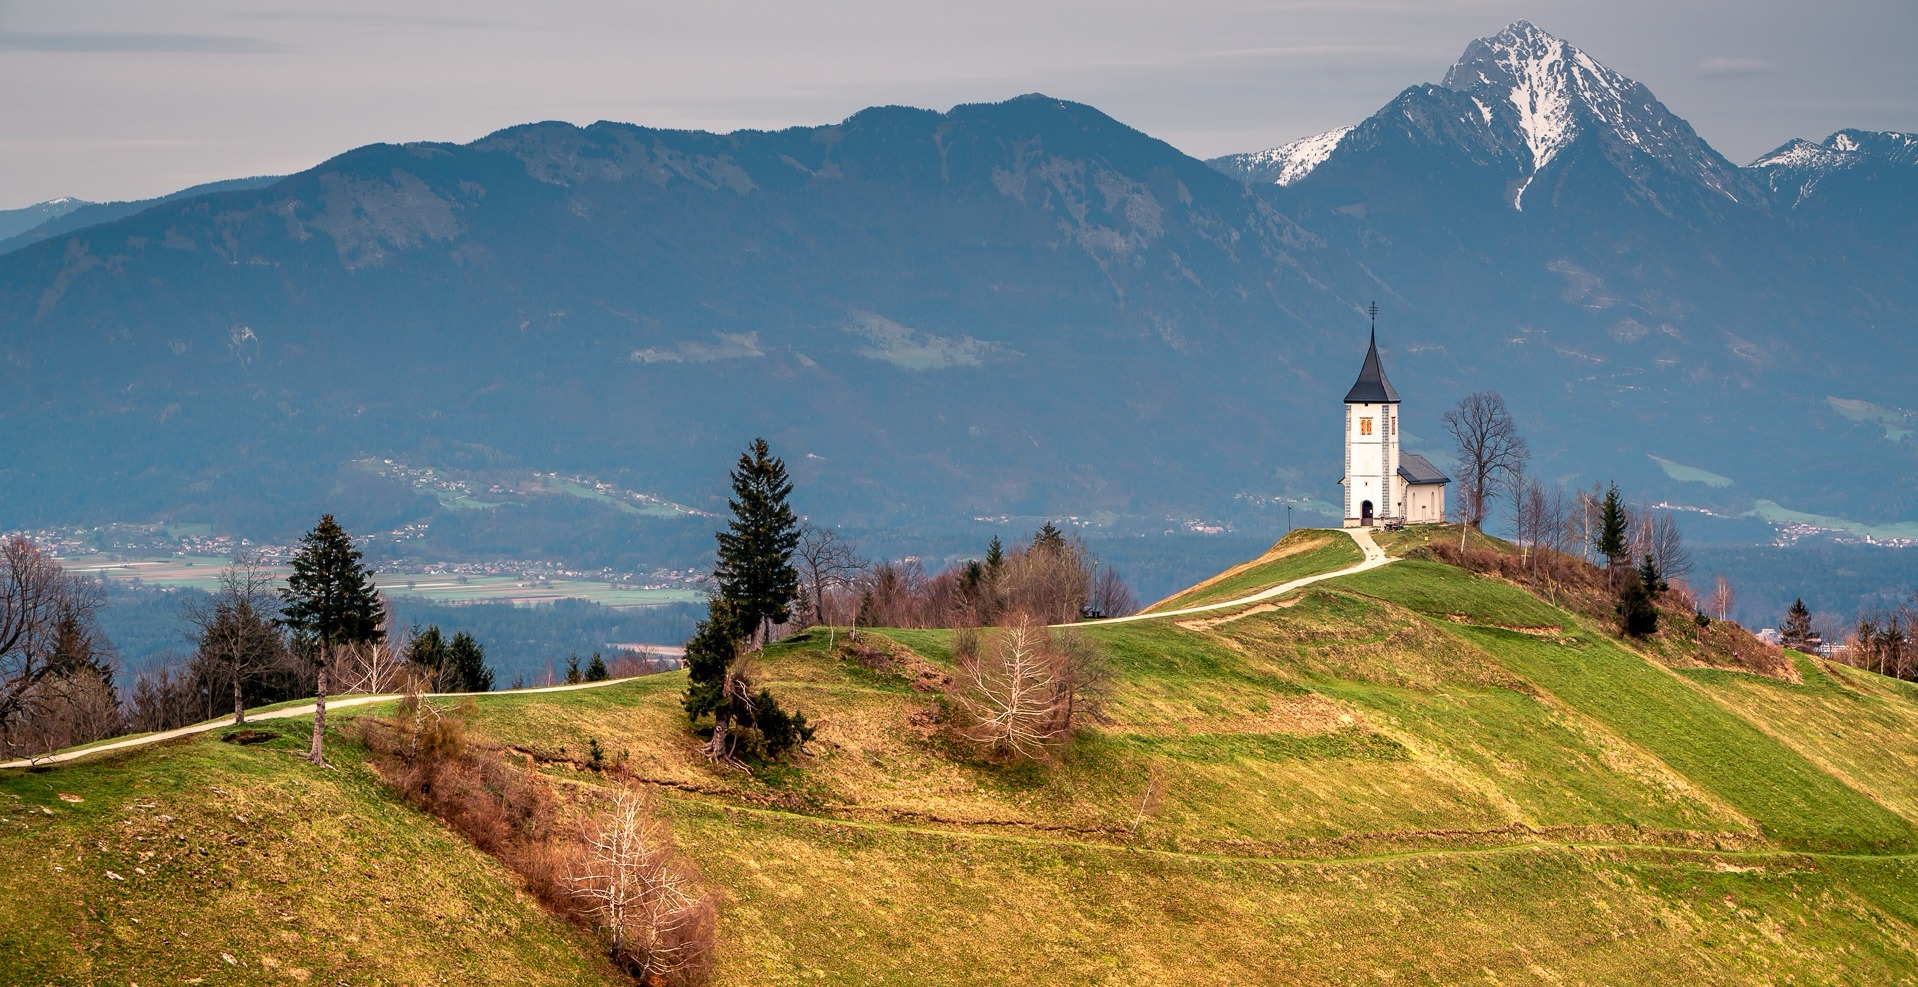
[573,791,718,986]
[1615,569,1659,637]
[950,614,1111,761]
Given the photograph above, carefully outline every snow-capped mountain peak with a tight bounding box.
[1442,21,1597,175]
[1210,21,1764,215]
[1439,20,1752,210]
[1751,138,1847,172]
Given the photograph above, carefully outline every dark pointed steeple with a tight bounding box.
[1343,308,1400,404]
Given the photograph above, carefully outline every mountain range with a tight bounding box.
[0,176,283,256]
[0,21,1911,563]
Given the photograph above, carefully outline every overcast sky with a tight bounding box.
[3,0,1914,209]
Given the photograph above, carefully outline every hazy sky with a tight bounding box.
[3,0,1914,209]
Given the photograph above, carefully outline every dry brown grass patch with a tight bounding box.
[1175,596,1307,630]
[1107,694,1363,737]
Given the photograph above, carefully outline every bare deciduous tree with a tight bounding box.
[1707,575,1737,623]
[1634,509,1695,586]
[1845,611,1914,681]
[1090,564,1139,619]
[998,537,1092,626]
[340,607,414,696]
[0,537,113,752]
[795,524,865,629]
[573,791,719,984]
[952,615,1110,760]
[1443,391,1530,531]
[1569,483,1604,564]
[182,552,285,724]
[3,663,121,758]
[956,618,1057,759]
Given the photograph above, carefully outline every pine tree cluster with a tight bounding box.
[405,625,495,693]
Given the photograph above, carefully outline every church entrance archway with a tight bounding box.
[1361,500,1375,526]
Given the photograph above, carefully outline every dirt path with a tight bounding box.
[1074,527,1392,627]
[0,676,644,770]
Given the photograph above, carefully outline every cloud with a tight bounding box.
[844,311,1011,370]
[628,332,763,365]
[229,11,512,30]
[0,30,286,54]
[1697,56,1772,78]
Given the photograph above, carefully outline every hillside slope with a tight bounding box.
[8,533,1918,983]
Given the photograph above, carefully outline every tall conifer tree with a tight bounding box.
[1594,484,1629,569]
[279,515,384,765]
[1782,598,1816,649]
[685,440,813,761]
[714,438,801,642]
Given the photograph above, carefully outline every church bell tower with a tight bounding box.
[1341,305,1400,528]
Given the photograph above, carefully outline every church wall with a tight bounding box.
[1400,481,1446,523]
[1344,401,1395,525]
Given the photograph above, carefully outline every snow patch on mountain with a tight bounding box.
[1750,129,1918,207]
[1833,130,1918,165]
[1204,125,1353,186]
[1262,127,1354,186]
[1751,139,1848,172]
[0,195,93,243]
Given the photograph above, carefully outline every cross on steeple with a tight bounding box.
[1367,301,1378,339]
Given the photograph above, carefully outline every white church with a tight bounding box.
[1339,320,1449,527]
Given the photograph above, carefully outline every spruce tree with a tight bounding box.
[714,438,802,642]
[1783,599,1815,648]
[1594,483,1629,568]
[565,653,582,685]
[682,595,743,728]
[279,515,385,765]
[684,594,815,761]
[405,624,448,687]
[445,632,493,693]
[1033,522,1067,554]
[1637,554,1665,595]
[685,441,815,761]
[585,652,608,682]
[984,536,1005,572]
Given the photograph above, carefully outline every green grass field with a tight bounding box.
[12,529,1918,984]
[532,476,695,519]
[0,718,611,985]
[1141,529,1361,613]
[1649,453,1735,487]
[1746,500,1918,542]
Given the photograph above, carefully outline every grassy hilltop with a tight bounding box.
[8,528,1918,985]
